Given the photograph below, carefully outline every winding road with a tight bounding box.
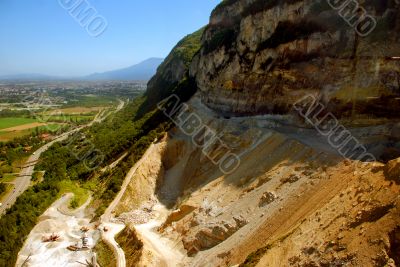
[0,99,125,216]
[101,222,126,267]
[134,204,186,267]
[101,143,155,222]
[99,143,156,267]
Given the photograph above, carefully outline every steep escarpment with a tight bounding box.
[143,28,204,111]
[106,1,400,267]
[190,0,400,117]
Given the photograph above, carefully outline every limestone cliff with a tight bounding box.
[190,0,400,117]
[112,1,400,267]
[144,28,204,110]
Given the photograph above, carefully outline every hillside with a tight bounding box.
[144,28,204,110]
[104,0,400,267]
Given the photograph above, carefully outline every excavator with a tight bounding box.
[80,226,90,232]
[42,233,60,242]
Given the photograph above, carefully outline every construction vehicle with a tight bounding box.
[81,233,89,249]
[67,245,80,252]
[80,226,90,232]
[42,233,60,242]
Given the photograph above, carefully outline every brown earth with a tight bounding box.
[107,96,400,267]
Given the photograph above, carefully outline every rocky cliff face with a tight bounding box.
[115,1,400,266]
[190,0,400,117]
[144,28,203,109]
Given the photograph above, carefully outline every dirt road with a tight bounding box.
[101,222,126,267]
[101,143,155,222]
[134,204,186,267]
[99,143,155,267]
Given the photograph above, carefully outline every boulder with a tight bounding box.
[281,174,301,184]
[385,158,400,183]
[160,204,196,231]
[182,216,248,256]
[259,192,277,207]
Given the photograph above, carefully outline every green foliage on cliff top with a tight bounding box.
[143,28,203,113]
[172,28,204,65]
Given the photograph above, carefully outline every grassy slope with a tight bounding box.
[94,240,117,267]
[0,183,12,201]
[116,227,143,267]
[170,27,204,65]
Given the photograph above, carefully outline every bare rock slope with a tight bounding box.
[109,1,400,266]
[112,96,400,266]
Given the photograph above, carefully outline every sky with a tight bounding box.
[0,0,220,77]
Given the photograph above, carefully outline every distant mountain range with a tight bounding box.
[84,58,164,81]
[0,58,164,81]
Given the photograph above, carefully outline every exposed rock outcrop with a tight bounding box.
[190,0,400,117]
[115,1,400,266]
[385,157,400,183]
[259,192,277,207]
[144,28,204,110]
[183,215,248,256]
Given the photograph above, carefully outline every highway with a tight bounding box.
[0,99,125,216]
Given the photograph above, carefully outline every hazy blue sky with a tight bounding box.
[0,0,220,76]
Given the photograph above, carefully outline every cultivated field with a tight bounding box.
[1,122,48,132]
[0,122,63,142]
[43,106,103,115]
[0,105,102,142]
[0,118,38,130]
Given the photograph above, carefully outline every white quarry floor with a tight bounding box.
[16,194,100,267]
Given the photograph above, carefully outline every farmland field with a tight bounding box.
[1,122,47,132]
[0,123,65,142]
[0,104,101,142]
[0,118,38,130]
[39,105,102,124]
[42,106,103,115]
[41,114,95,123]
[0,131,31,142]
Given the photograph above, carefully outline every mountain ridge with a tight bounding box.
[85,57,164,81]
[0,58,164,81]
